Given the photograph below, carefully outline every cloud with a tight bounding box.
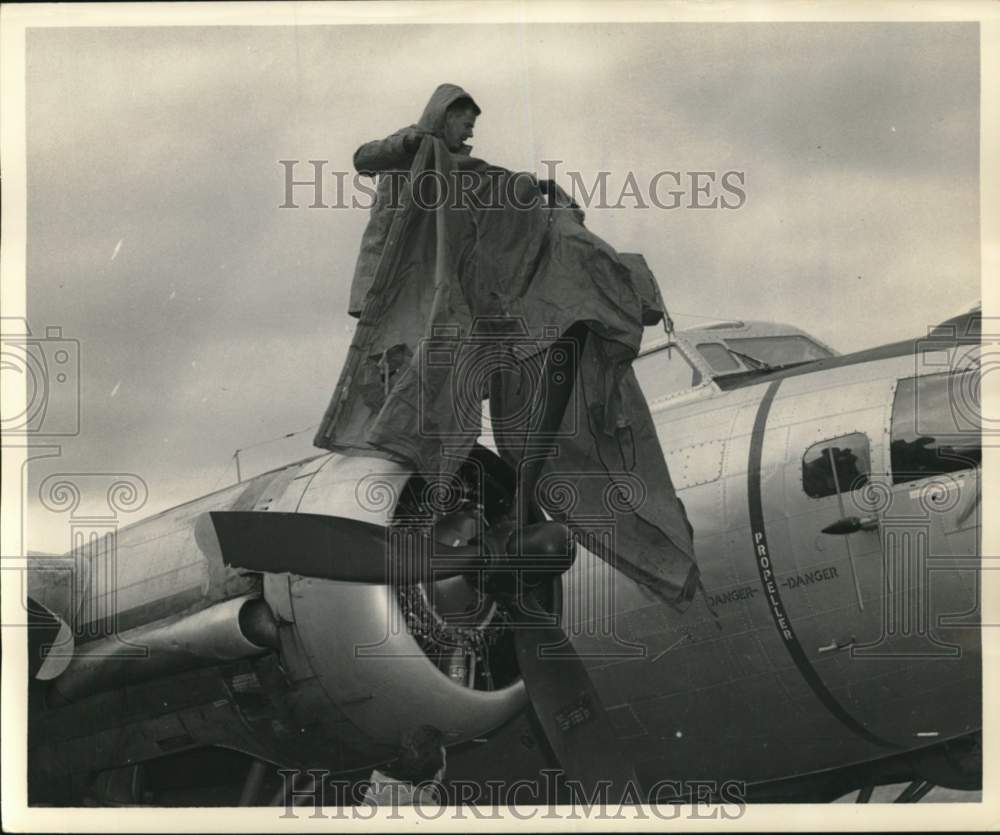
[23,23,980,548]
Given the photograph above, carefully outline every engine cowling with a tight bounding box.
[260,450,536,755]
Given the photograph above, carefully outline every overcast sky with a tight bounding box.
[23,22,980,551]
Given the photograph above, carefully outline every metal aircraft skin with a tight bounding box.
[26,307,982,805]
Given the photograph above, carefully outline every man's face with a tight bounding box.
[443,108,477,152]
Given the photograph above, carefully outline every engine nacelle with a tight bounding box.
[262,451,532,753]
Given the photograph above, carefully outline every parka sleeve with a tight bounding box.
[353,126,418,177]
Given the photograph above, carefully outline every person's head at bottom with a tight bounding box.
[385,725,447,784]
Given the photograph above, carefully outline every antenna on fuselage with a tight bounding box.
[232,424,319,483]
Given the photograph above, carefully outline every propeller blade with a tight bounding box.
[27,597,73,680]
[209,511,489,584]
[512,590,640,800]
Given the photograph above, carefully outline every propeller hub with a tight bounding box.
[481,521,575,597]
[509,521,574,573]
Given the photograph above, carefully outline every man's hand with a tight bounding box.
[402,127,429,153]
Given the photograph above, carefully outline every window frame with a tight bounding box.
[800,431,873,500]
[633,343,705,403]
[889,371,982,486]
[725,334,833,366]
[695,341,743,373]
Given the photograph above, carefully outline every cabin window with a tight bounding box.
[802,433,871,498]
[696,342,741,372]
[726,335,832,367]
[890,371,981,485]
[633,346,702,401]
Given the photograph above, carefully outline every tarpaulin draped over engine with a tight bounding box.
[314,138,698,607]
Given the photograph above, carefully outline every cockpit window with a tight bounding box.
[696,342,741,372]
[890,371,981,485]
[802,433,871,498]
[634,346,702,401]
[726,336,832,367]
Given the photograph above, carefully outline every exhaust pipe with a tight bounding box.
[49,595,277,705]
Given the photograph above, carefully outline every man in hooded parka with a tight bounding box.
[348,84,481,319]
[316,83,700,609]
